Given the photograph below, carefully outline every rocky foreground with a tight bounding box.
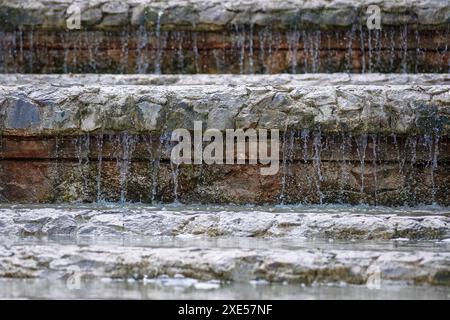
[1,242,450,286]
[0,206,449,240]
[0,205,448,287]
[1,74,449,205]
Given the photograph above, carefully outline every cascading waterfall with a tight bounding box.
[120,30,129,74]
[287,30,299,74]
[75,135,90,201]
[371,134,379,204]
[300,129,311,202]
[388,29,396,72]
[408,135,418,203]
[96,135,104,202]
[339,133,352,203]
[248,24,254,74]
[278,130,295,204]
[234,24,246,74]
[346,25,355,72]
[116,133,136,204]
[359,22,366,73]
[302,30,309,73]
[192,22,200,73]
[62,33,69,74]
[414,30,421,73]
[136,24,149,74]
[144,134,162,204]
[174,31,185,72]
[155,10,164,74]
[401,25,408,73]
[312,128,324,204]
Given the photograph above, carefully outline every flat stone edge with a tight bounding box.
[0,0,449,31]
[0,83,449,135]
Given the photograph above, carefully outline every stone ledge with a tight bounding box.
[0,206,448,240]
[0,0,449,31]
[1,73,449,86]
[0,80,449,135]
[1,243,449,285]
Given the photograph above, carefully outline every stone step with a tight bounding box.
[0,74,449,205]
[0,0,448,73]
[1,73,449,87]
[1,241,449,286]
[1,76,449,136]
[1,205,449,240]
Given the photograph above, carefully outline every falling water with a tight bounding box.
[117,132,136,203]
[311,31,321,73]
[96,135,104,202]
[27,29,34,72]
[301,129,309,163]
[62,33,69,73]
[346,25,355,72]
[171,162,180,203]
[234,25,246,74]
[52,137,62,197]
[248,24,254,74]
[401,25,408,73]
[10,31,17,73]
[155,10,164,74]
[408,136,417,204]
[278,130,294,204]
[18,27,23,71]
[339,133,352,203]
[301,129,311,201]
[72,33,79,72]
[431,134,439,205]
[302,31,309,73]
[359,22,366,73]
[368,29,373,73]
[272,32,282,72]
[287,31,299,73]
[388,29,396,72]
[120,30,129,73]
[267,27,273,73]
[75,135,90,200]
[312,128,324,204]
[371,134,379,204]
[414,30,421,73]
[0,32,4,72]
[423,134,439,205]
[258,29,267,73]
[85,31,100,72]
[136,24,149,74]
[174,31,185,72]
[356,134,368,201]
[375,30,381,71]
[192,22,200,73]
[391,133,402,176]
[144,135,162,204]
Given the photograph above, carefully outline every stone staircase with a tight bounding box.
[0,0,449,297]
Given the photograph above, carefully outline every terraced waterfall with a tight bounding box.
[0,0,449,299]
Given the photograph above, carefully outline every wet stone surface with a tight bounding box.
[1,237,450,286]
[0,205,449,240]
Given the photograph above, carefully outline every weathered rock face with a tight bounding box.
[1,206,449,240]
[2,0,449,31]
[1,77,449,135]
[0,0,448,73]
[1,242,450,286]
[0,75,449,205]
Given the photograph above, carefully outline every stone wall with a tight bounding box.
[0,0,448,73]
[0,75,449,205]
[1,0,449,31]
